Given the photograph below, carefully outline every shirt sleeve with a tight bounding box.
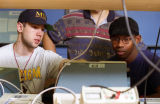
[44,51,64,80]
[47,19,67,44]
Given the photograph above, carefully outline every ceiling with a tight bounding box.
[0,0,160,11]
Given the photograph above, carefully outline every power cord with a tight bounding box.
[106,0,160,97]
[31,86,78,104]
[56,3,160,100]
[144,27,160,104]
[0,82,4,96]
[0,79,23,94]
[71,10,104,60]
[84,0,160,96]
[55,10,105,86]
[122,0,160,73]
[89,58,159,93]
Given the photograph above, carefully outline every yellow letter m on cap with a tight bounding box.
[36,11,46,20]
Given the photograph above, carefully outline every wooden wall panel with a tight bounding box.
[0,0,160,11]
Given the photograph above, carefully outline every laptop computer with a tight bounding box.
[56,61,129,93]
[0,67,21,96]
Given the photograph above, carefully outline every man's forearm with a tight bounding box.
[42,32,56,52]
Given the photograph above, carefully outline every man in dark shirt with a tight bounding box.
[109,17,160,97]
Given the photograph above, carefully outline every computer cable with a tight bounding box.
[2,83,16,93]
[0,82,4,96]
[122,0,160,73]
[96,0,160,95]
[0,79,23,94]
[87,0,160,95]
[144,26,160,104]
[55,10,105,86]
[152,27,160,62]
[71,10,104,60]
[89,59,160,93]
[31,86,78,104]
[56,1,160,96]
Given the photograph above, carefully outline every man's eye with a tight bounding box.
[123,38,131,42]
[124,39,129,41]
[32,26,38,29]
[113,38,119,41]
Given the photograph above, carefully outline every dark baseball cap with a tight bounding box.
[18,9,47,25]
[109,17,139,37]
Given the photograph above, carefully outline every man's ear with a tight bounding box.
[17,22,24,32]
[135,35,142,44]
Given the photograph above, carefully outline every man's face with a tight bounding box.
[111,35,140,59]
[20,22,45,48]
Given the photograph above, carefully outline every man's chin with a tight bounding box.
[117,55,126,60]
[32,44,39,49]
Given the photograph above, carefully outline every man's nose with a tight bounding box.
[117,40,124,47]
[37,29,44,37]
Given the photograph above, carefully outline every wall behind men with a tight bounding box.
[44,10,160,57]
[116,11,160,46]
[0,9,160,57]
[44,9,64,26]
[44,9,160,46]
[1,9,160,46]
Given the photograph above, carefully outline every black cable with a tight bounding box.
[153,27,160,59]
[122,0,160,72]
[89,59,160,94]
[92,0,160,97]
[89,1,160,98]
[144,27,160,104]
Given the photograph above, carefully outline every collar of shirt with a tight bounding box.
[83,10,116,22]
[90,15,107,27]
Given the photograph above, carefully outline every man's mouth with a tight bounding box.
[34,39,40,44]
[116,51,125,56]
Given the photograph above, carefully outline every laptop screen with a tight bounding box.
[0,67,21,96]
[56,61,129,93]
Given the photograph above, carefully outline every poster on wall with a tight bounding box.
[0,10,21,43]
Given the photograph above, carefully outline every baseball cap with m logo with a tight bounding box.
[18,9,47,25]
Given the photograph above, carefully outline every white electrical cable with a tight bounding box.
[0,79,23,93]
[92,1,160,94]
[0,82,4,96]
[31,86,78,104]
[70,10,103,60]
[122,0,160,73]
[55,10,104,86]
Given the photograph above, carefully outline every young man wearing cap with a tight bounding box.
[109,17,160,97]
[0,9,63,94]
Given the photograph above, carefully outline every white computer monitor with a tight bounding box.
[56,61,128,93]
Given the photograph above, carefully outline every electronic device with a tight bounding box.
[0,67,21,96]
[56,61,129,93]
[139,98,160,104]
[0,93,42,104]
[53,93,80,104]
[0,67,43,104]
[53,86,139,104]
[81,86,139,104]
